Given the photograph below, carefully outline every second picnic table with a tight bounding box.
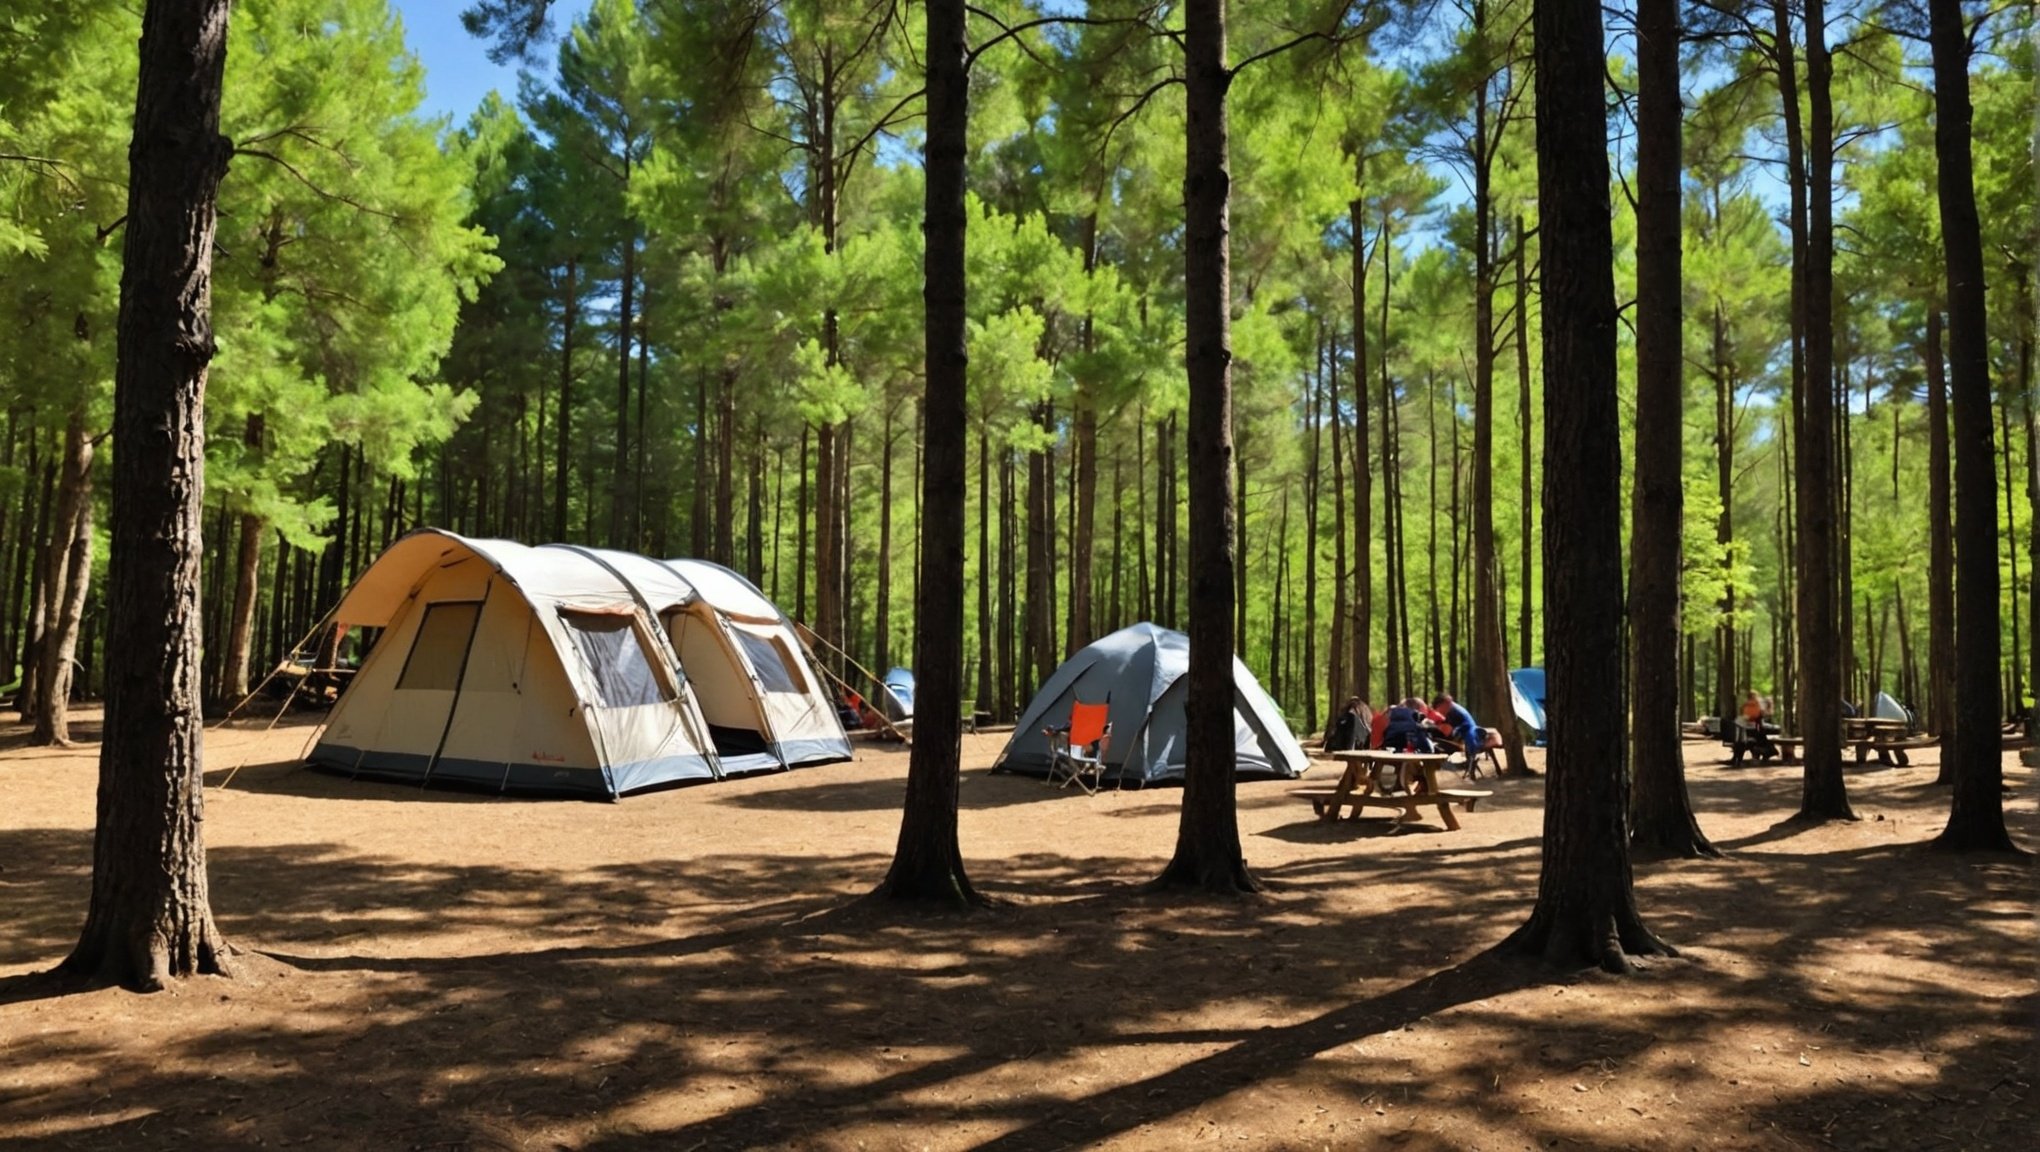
[1292,750,1494,831]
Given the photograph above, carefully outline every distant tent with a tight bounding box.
[881,667,915,722]
[993,622,1307,786]
[1871,690,1912,727]
[1509,667,1547,743]
[308,530,848,799]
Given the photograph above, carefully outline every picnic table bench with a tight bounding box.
[1291,750,1493,832]
[1765,732,1935,767]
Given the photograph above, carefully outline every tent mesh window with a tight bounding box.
[734,629,805,694]
[395,601,482,691]
[561,611,672,708]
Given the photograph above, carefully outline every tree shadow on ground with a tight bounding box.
[2,749,2031,1150]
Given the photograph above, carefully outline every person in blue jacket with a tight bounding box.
[1430,693,1487,753]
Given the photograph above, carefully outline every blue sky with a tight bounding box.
[389,0,591,124]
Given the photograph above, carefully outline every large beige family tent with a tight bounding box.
[307,529,850,799]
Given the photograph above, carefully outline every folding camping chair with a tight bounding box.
[1045,699,1112,795]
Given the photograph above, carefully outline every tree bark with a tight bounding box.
[1351,204,1373,706]
[34,421,94,747]
[876,0,981,903]
[1515,214,1534,670]
[1069,217,1101,655]
[1628,0,1716,857]
[31,410,93,742]
[1778,0,1852,821]
[1714,300,1738,727]
[220,412,264,706]
[1304,324,1322,730]
[554,256,577,540]
[1154,0,1255,894]
[1468,0,1528,776]
[17,454,53,723]
[1502,0,1670,971]
[1927,0,2017,852]
[2023,268,2038,740]
[876,397,895,672]
[977,428,994,715]
[1924,308,1956,739]
[1329,334,1349,709]
[610,221,634,548]
[60,0,234,989]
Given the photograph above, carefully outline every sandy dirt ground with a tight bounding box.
[1,706,2032,1151]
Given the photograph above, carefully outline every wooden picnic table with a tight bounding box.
[1290,750,1492,831]
[1765,729,1934,767]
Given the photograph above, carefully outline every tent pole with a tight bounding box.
[210,602,339,729]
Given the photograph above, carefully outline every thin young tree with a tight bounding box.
[1153,0,1256,894]
[1502,0,1670,971]
[875,0,982,902]
[1627,0,1715,857]
[1789,0,1853,822]
[1926,0,2018,853]
[59,0,235,989]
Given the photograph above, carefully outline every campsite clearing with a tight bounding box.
[2,708,2032,1150]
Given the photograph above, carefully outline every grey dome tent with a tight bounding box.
[993,622,1307,786]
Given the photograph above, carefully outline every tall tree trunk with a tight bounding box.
[877,0,981,903]
[1516,213,1534,668]
[61,0,234,989]
[997,448,1016,719]
[1468,5,1527,775]
[1305,324,1322,730]
[1429,372,1446,690]
[30,412,90,732]
[1329,336,1349,709]
[814,415,838,662]
[795,426,810,620]
[1714,301,1737,727]
[1235,430,1249,654]
[34,419,94,747]
[220,412,264,706]
[17,453,53,722]
[610,219,635,547]
[717,368,737,567]
[1504,0,1670,971]
[1024,411,1050,686]
[876,398,895,672]
[977,427,994,715]
[1628,0,1715,857]
[1068,216,1101,655]
[2022,265,2038,740]
[1779,0,1852,821]
[554,256,577,540]
[1927,0,2015,851]
[2000,395,2023,711]
[1353,207,1377,704]
[1155,0,1255,894]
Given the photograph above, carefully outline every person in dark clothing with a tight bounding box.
[1380,701,1435,753]
[1325,697,1371,752]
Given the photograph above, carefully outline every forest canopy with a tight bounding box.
[0,0,2032,744]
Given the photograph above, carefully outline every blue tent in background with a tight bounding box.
[881,667,916,722]
[1509,667,1547,745]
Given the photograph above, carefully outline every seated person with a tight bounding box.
[1430,693,1485,753]
[1325,696,1371,752]
[1729,689,1778,764]
[1380,701,1435,754]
